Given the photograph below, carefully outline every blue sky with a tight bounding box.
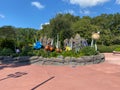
[0,0,120,29]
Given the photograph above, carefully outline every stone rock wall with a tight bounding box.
[0,53,105,66]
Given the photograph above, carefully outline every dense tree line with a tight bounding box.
[38,13,120,46]
[0,26,38,50]
[0,13,120,51]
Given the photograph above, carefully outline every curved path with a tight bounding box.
[0,53,120,90]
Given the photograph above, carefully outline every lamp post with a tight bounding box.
[91,32,100,51]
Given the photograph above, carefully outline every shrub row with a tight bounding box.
[98,45,120,53]
[0,46,98,57]
[2,45,120,57]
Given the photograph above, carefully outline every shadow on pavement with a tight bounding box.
[0,62,31,70]
[0,56,32,70]
[31,76,55,90]
[0,72,28,81]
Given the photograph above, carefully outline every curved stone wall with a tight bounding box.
[0,53,105,65]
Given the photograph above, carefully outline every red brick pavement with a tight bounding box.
[0,53,120,90]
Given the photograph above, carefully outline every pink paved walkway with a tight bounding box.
[0,53,120,90]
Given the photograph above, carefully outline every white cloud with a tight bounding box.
[40,22,49,29]
[63,0,109,8]
[58,9,75,15]
[64,10,75,14]
[59,9,75,15]
[116,0,120,4]
[0,14,5,19]
[80,10,90,15]
[31,1,44,9]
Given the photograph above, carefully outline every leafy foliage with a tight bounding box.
[20,46,33,56]
[0,26,15,39]
[1,13,120,57]
[80,46,98,56]
[98,45,120,52]
[0,48,14,56]
[114,47,120,51]
[32,49,48,57]
[0,39,15,51]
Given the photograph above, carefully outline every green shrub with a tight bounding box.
[49,51,60,57]
[32,49,48,57]
[61,50,75,57]
[61,50,84,57]
[98,45,120,53]
[114,47,120,51]
[0,39,15,51]
[38,49,47,57]
[0,48,14,56]
[10,46,99,57]
[80,46,98,56]
[0,47,2,51]
[20,46,33,56]
[32,47,98,58]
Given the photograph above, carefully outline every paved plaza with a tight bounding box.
[0,53,120,90]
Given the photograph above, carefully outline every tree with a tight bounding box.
[15,28,37,48]
[0,26,16,39]
[49,13,78,42]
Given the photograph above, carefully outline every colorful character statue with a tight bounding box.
[45,39,54,52]
[33,41,42,49]
[65,46,72,51]
[91,32,100,51]
[45,45,54,51]
[55,34,62,53]
[65,38,72,51]
[81,39,88,47]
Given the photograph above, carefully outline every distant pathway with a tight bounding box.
[104,53,120,65]
[0,53,120,90]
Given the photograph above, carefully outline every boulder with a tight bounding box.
[3,56,13,61]
[29,56,39,60]
[18,56,30,62]
[0,56,3,60]
[64,57,71,63]
[81,56,94,62]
